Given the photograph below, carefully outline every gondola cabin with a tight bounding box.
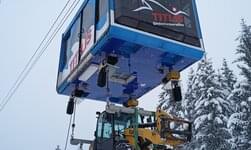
[57,0,204,104]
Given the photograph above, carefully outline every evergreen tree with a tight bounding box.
[218,59,237,113]
[182,68,197,121]
[158,87,182,117]
[234,19,251,96]
[220,58,237,95]
[188,57,231,150]
[228,82,250,149]
[180,68,200,150]
[228,20,251,150]
[236,20,251,149]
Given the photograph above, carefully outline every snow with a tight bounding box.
[217,104,223,113]
[221,89,229,95]
[241,101,248,106]
[227,113,239,128]
[228,112,249,129]
[195,100,204,110]
[204,101,209,107]
[207,113,213,121]
[239,79,248,86]
[194,114,208,130]
[212,98,220,106]
[198,82,205,88]
[215,117,223,124]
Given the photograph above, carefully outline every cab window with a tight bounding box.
[103,122,112,138]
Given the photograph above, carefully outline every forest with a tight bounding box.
[159,20,251,150]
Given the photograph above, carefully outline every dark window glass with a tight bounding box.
[82,1,94,30]
[115,0,201,47]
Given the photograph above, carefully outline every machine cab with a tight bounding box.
[94,111,134,150]
[92,106,192,150]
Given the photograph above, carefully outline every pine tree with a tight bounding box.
[188,57,231,150]
[228,83,250,149]
[228,20,251,150]
[180,68,199,150]
[235,19,251,97]
[220,58,237,95]
[158,87,182,117]
[217,59,237,113]
[182,68,197,121]
[236,20,251,149]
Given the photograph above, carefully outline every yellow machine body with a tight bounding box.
[124,108,190,149]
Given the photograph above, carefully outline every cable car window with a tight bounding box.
[82,2,94,29]
[80,0,95,58]
[95,0,109,41]
[99,0,108,18]
[114,0,201,47]
[62,15,81,78]
[97,0,108,21]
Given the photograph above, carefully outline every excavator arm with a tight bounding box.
[124,108,192,149]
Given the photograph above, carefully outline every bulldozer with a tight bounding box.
[70,101,191,150]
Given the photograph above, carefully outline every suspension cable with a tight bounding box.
[0,0,72,108]
[64,114,73,150]
[0,0,81,112]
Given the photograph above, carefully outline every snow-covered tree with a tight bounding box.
[219,59,237,95]
[158,87,182,117]
[234,20,251,97]
[188,57,232,150]
[182,68,197,121]
[228,20,251,150]
[217,59,237,114]
[228,83,250,149]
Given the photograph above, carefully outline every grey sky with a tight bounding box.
[0,0,251,150]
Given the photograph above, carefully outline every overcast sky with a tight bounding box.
[0,0,251,150]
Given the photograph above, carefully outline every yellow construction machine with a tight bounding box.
[70,101,191,150]
[69,71,191,150]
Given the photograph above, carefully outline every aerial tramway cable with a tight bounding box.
[0,0,72,110]
[0,0,81,112]
[64,96,77,150]
[64,112,73,150]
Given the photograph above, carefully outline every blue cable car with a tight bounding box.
[57,0,204,104]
